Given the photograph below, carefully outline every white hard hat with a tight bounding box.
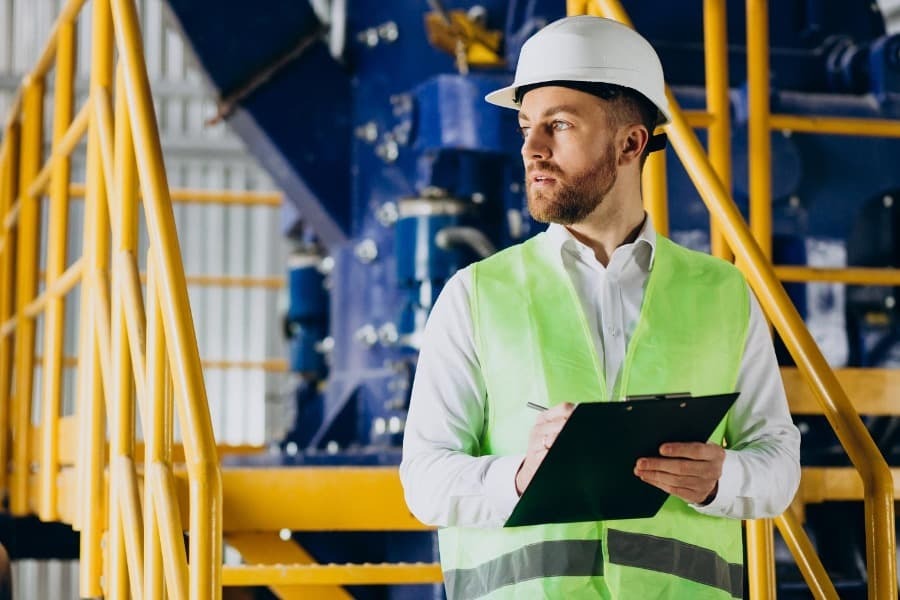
[485,15,671,125]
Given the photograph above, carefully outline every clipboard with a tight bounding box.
[504,392,739,527]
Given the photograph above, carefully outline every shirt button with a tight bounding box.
[609,327,620,337]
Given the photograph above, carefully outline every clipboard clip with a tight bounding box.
[624,392,692,402]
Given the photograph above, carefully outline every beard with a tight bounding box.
[526,144,618,225]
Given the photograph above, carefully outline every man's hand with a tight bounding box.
[634,442,725,505]
[515,403,576,495]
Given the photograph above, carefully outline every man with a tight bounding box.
[400,15,800,600]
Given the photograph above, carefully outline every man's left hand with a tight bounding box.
[634,442,725,505]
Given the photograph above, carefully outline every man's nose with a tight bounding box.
[521,131,550,161]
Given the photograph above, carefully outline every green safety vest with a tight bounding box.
[438,232,750,599]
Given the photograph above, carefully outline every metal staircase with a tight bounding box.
[0,0,897,598]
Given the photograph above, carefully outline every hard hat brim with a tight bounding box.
[484,84,520,110]
[484,77,672,126]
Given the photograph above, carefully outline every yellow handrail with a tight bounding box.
[0,122,19,500]
[586,1,897,598]
[703,0,733,261]
[0,0,223,597]
[110,0,223,595]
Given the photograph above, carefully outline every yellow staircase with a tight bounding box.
[0,0,896,598]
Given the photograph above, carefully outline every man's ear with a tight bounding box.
[619,125,649,166]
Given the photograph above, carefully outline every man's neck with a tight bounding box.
[564,204,646,267]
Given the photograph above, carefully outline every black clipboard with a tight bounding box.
[504,392,739,527]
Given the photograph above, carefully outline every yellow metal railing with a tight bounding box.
[572,0,897,598]
[0,0,226,597]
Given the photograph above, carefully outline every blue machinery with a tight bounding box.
[165,1,900,597]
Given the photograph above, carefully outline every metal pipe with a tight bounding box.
[119,252,148,405]
[110,0,223,593]
[38,18,76,522]
[770,114,900,138]
[150,466,189,598]
[150,274,285,290]
[0,122,20,498]
[115,458,145,599]
[592,1,896,598]
[774,511,840,599]
[746,518,776,599]
[640,148,668,235]
[77,0,113,594]
[747,0,772,262]
[68,183,283,207]
[2,202,19,233]
[24,259,83,319]
[703,0,733,261]
[11,79,44,516]
[93,87,119,229]
[27,101,90,200]
[434,226,497,258]
[31,0,89,80]
[200,359,289,372]
[108,58,142,597]
[144,254,165,599]
[775,266,900,285]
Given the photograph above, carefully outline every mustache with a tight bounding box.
[526,161,564,176]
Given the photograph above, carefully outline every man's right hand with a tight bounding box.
[515,402,576,495]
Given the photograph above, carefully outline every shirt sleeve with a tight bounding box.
[692,287,802,519]
[400,267,524,528]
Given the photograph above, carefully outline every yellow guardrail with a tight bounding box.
[574,0,897,598]
[0,0,227,596]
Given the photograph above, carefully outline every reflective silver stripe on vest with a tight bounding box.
[443,539,603,600]
[608,529,743,598]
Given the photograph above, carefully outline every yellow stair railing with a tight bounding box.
[0,0,222,597]
[0,0,895,598]
[572,0,898,598]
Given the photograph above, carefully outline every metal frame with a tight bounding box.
[0,0,896,598]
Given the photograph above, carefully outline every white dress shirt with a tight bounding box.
[400,217,801,528]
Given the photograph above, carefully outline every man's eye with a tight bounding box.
[517,126,530,138]
[552,120,572,131]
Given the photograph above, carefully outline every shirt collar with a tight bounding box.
[545,213,658,271]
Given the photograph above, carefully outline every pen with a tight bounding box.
[526,401,548,412]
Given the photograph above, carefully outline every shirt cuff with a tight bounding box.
[484,454,526,520]
[690,449,740,516]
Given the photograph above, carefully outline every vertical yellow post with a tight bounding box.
[747,0,772,260]
[746,1,776,594]
[107,62,143,598]
[39,19,77,523]
[0,124,21,500]
[11,79,44,516]
[703,0,734,261]
[746,519,777,599]
[145,253,180,599]
[110,0,222,596]
[77,0,114,595]
[641,149,668,235]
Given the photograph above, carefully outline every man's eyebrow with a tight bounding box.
[518,104,583,122]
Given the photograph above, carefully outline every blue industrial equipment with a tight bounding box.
[167,1,900,596]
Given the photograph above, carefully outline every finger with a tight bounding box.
[659,442,724,460]
[636,469,709,491]
[635,457,719,479]
[530,421,568,446]
[536,402,576,424]
[639,476,706,504]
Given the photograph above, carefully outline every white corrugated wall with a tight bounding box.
[1,0,292,595]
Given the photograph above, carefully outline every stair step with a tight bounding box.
[782,367,899,414]
[222,562,442,586]
[176,466,428,532]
